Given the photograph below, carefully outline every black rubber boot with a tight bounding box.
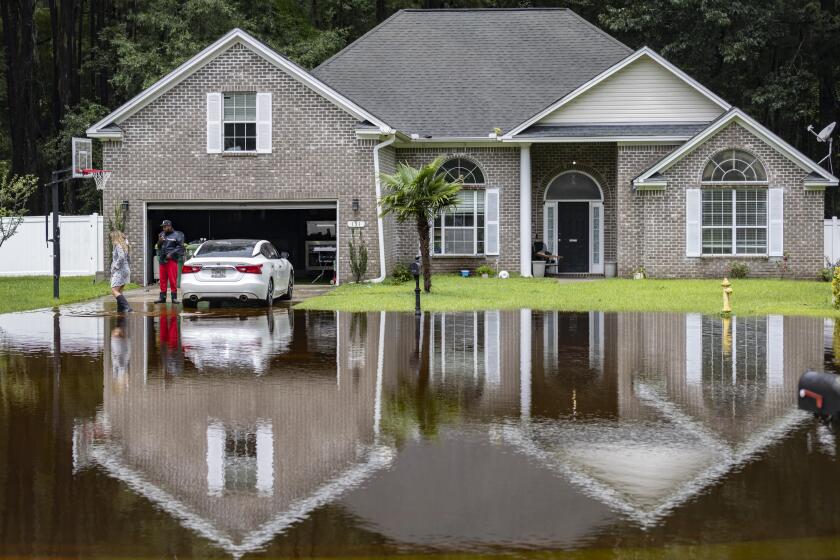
[170,291,180,304]
[154,292,167,304]
[116,295,133,312]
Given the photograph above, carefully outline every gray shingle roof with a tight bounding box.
[312,9,632,138]
[517,123,709,139]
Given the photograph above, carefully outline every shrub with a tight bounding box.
[819,268,833,282]
[390,263,413,284]
[833,268,840,310]
[348,230,368,283]
[475,265,495,277]
[728,261,749,279]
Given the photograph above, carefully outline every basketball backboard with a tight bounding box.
[71,137,92,178]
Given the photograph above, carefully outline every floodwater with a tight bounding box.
[1,302,840,559]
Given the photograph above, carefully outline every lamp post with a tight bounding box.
[410,256,421,316]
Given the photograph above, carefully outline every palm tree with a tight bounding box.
[380,157,462,292]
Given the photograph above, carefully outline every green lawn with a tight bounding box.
[296,275,839,317]
[0,276,138,314]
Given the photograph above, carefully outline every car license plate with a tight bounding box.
[211,269,226,278]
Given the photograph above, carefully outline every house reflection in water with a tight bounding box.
[74,309,394,557]
[73,308,826,554]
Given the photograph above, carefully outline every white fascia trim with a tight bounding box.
[633,108,840,186]
[86,28,392,139]
[503,47,732,139]
[502,135,693,144]
[87,130,123,140]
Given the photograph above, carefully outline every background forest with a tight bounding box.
[1,0,838,215]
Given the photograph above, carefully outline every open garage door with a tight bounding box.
[145,201,337,286]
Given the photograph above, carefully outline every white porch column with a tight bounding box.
[520,308,532,423]
[519,144,532,277]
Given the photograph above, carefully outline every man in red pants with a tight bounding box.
[155,220,185,304]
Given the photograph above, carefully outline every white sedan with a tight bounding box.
[179,239,294,307]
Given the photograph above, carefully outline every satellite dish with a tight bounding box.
[818,122,836,142]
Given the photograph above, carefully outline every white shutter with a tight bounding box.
[768,188,784,256]
[485,188,500,255]
[206,93,222,153]
[256,92,272,153]
[543,202,556,255]
[685,188,702,257]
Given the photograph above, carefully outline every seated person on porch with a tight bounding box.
[532,241,559,262]
[533,241,560,273]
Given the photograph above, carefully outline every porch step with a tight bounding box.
[548,273,605,279]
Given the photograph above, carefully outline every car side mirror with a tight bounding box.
[280,251,289,259]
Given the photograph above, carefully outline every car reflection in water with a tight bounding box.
[180,309,293,374]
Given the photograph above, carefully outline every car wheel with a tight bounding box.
[183,299,197,309]
[280,274,294,300]
[261,279,274,307]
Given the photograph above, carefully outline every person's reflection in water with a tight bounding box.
[110,316,130,390]
[159,310,184,376]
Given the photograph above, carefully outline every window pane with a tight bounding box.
[246,106,256,121]
[702,228,732,255]
[224,123,234,136]
[235,123,246,137]
[245,138,256,151]
[246,123,256,137]
[702,190,732,227]
[736,189,767,226]
[736,228,766,254]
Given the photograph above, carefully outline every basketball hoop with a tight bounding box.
[81,168,112,190]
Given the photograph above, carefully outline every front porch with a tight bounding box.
[519,142,620,278]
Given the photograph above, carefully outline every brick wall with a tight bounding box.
[616,123,822,278]
[392,147,520,274]
[101,44,383,284]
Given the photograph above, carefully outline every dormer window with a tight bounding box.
[223,92,257,152]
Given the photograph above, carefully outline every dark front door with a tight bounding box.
[556,202,589,273]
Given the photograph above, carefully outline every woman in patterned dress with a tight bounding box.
[110,230,132,312]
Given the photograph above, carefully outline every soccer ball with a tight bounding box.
[498,270,510,279]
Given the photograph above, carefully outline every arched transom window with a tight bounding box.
[702,149,767,182]
[436,157,485,185]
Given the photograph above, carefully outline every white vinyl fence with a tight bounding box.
[0,214,104,276]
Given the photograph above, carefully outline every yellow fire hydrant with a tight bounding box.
[722,277,733,314]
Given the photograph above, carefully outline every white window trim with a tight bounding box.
[223,91,258,153]
[434,189,485,257]
[701,188,768,256]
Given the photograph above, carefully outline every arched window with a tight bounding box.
[544,171,602,200]
[432,158,487,256]
[436,157,485,185]
[702,149,767,182]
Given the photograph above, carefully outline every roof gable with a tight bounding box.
[536,56,725,126]
[87,29,392,139]
[312,9,633,138]
[633,108,839,188]
[505,47,731,138]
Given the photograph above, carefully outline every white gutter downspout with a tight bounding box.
[371,134,396,283]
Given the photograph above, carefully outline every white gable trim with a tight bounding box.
[633,108,839,188]
[87,28,393,139]
[504,47,731,138]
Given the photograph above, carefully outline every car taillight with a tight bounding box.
[236,264,263,274]
[182,264,202,274]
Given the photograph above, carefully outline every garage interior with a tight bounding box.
[146,203,337,285]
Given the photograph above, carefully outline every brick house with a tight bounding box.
[87,9,838,284]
